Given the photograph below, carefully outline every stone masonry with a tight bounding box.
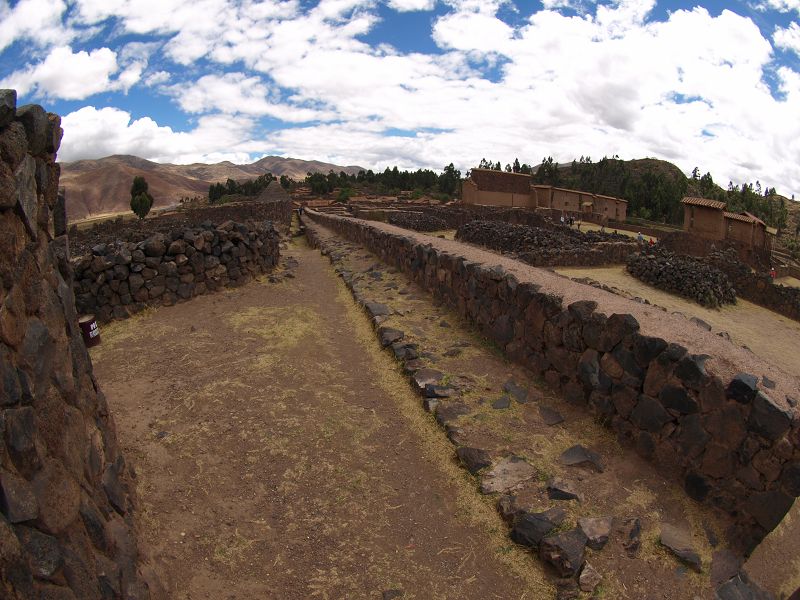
[0,90,156,598]
[72,219,281,323]
[305,209,800,553]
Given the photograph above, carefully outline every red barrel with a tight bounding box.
[79,315,101,347]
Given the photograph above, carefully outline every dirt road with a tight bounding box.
[91,237,549,599]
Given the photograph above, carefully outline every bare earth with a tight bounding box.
[91,237,548,599]
[306,219,736,600]
[556,265,800,377]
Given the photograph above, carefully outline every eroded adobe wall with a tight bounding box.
[305,209,799,552]
[0,91,155,598]
[72,219,280,323]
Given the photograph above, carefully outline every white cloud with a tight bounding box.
[0,0,69,52]
[27,0,800,197]
[144,70,171,86]
[387,0,436,11]
[775,21,800,55]
[0,46,137,100]
[754,0,800,13]
[166,72,334,122]
[59,105,271,163]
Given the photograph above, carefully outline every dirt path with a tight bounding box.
[306,221,736,600]
[91,237,549,599]
[556,265,800,376]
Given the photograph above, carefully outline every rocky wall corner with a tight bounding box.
[0,89,157,598]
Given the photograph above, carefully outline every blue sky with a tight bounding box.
[1,0,799,196]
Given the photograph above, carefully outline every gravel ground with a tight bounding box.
[354,217,800,412]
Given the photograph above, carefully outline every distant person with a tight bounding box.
[560,215,565,226]
[770,266,776,279]
[600,223,606,233]
[648,237,655,247]
[637,232,644,244]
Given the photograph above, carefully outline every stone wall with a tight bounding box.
[660,230,770,271]
[0,91,156,598]
[305,209,799,552]
[70,199,292,258]
[72,219,280,323]
[707,249,800,322]
[456,220,638,267]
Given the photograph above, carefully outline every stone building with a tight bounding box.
[681,197,771,250]
[462,169,627,220]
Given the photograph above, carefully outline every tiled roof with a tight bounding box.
[681,196,726,210]
[724,211,761,224]
[469,169,532,194]
[743,211,766,226]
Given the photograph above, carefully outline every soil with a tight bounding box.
[305,220,735,600]
[556,265,800,377]
[90,236,549,599]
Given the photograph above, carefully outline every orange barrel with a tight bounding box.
[78,315,101,347]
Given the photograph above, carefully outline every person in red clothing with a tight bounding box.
[770,266,776,279]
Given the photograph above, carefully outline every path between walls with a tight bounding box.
[89,235,549,599]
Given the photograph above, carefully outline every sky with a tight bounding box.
[1,0,799,196]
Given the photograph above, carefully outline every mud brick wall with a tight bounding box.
[72,220,280,323]
[0,91,156,598]
[659,230,770,271]
[305,209,800,551]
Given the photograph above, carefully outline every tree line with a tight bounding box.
[208,173,275,203]
[475,155,789,230]
[302,164,461,199]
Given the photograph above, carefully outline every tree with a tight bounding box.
[513,158,521,173]
[130,176,153,220]
[438,163,461,196]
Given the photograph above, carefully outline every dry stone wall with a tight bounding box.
[626,249,737,308]
[70,200,291,258]
[0,91,156,598]
[456,220,637,267]
[305,209,800,552]
[72,219,280,323]
[707,248,800,322]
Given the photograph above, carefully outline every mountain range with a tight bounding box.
[59,154,364,220]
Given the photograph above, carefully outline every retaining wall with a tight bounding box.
[305,209,800,552]
[0,91,156,598]
[72,220,280,323]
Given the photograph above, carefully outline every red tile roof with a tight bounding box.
[681,197,726,210]
[724,211,765,226]
[469,169,532,194]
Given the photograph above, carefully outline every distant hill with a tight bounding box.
[59,154,364,220]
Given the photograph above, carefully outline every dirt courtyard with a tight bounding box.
[90,237,549,599]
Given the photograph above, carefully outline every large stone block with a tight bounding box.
[15,104,48,156]
[748,392,792,442]
[0,89,15,128]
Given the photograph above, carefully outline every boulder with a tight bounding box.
[577,516,613,550]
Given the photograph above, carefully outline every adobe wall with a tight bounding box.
[0,92,156,597]
[304,209,800,552]
[72,219,280,323]
[660,230,770,270]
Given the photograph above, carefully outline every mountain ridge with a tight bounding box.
[59,154,365,220]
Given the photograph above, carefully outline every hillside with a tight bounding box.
[60,155,364,220]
